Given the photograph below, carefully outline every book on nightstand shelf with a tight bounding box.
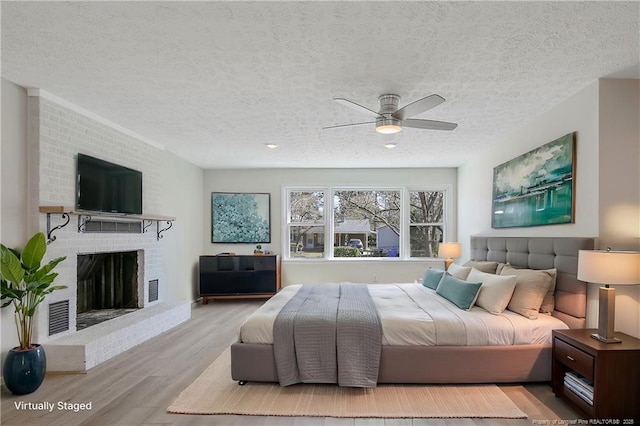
[563,371,593,405]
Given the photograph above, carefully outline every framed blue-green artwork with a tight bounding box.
[492,132,576,228]
[211,192,271,243]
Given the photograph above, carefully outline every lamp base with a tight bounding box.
[594,286,620,344]
[590,333,622,344]
[444,258,453,270]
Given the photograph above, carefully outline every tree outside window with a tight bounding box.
[409,190,444,257]
[333,190,400,258]
[288,191,324,258]
[285,187,447,260]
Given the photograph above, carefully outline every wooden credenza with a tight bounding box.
[199,255,281,304]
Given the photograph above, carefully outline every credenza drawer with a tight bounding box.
[554,338,594,380]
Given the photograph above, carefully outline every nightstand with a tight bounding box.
[552,329,640,420]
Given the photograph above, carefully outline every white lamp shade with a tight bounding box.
[438,242,461,259]
[577,250,640,285]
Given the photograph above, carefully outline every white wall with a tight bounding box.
[598,79,640,242]
[203,168,455,285]
[458,79,640,337]
[282,259,440,287]
[159,151,204,301]
[598,79,640,338]
[1,79,30,356]
[458,81,600,246]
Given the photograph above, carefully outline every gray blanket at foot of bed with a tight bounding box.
[273,283,382,388]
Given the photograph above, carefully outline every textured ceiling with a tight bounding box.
[2,2,638,169]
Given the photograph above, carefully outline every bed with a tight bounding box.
[231,236,595,385]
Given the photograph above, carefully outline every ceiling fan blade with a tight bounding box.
[322,121,376,130]
[334,98,381,118]
[402,119,458,131]
[392,94,445,120]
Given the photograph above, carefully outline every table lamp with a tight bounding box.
[577,249,640,343]
[438,242,461,270]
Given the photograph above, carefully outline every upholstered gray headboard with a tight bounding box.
[470,236,595,329]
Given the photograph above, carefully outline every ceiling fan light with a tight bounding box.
[375,117,402,134]
[376,124,402,134]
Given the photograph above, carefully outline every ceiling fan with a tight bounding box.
[324,94,457,134]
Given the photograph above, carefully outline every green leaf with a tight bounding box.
[38,272,58,284]
[43,285,67,294]
[1,245,25,284]
[1,284,22,300]
[26,280,46,292]
[33,256,66,281]
[21,233,46,271]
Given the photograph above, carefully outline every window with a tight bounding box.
[333,189,400,258]
[287,190,325,258]
[408,190,444,258]
[285,186,449,260]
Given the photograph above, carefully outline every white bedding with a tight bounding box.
[239,283,569,346]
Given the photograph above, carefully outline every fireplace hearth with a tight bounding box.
[76,308,140,330]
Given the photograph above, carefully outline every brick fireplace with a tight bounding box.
[37,218,192,371]
[28,93,190,372]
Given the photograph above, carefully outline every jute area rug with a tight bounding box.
[167,348,527,419]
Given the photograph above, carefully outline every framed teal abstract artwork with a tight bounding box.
[492,132,576,228]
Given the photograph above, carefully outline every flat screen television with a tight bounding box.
[76,153,143,215]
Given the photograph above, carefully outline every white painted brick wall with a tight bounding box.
[45,302,191,372]
[30,96,167,344]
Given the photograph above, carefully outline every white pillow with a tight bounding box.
[467,268,517,314]
[499,264,557,314]
[447,263,472,280]
[501,266,554,319]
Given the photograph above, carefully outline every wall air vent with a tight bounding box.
[83,220,142,234]
[149,279,159,302]
[49,300,70,335]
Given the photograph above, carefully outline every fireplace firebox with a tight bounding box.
[76,251,142,329]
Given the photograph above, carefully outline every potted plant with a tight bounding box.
[253,244,264,255]
[0,232,66,394]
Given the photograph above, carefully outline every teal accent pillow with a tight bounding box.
[422,268,445,290]
[435,273,483,310]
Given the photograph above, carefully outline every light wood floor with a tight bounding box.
[1,300,581,425]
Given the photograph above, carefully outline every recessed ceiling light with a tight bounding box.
[265,143,279,149]
[384,142,397,149]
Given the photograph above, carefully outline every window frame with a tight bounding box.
[404,186,452,258]
[284,187,327,259]
[283,184,453,261]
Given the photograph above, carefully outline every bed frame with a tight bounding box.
[231,236,595,384]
